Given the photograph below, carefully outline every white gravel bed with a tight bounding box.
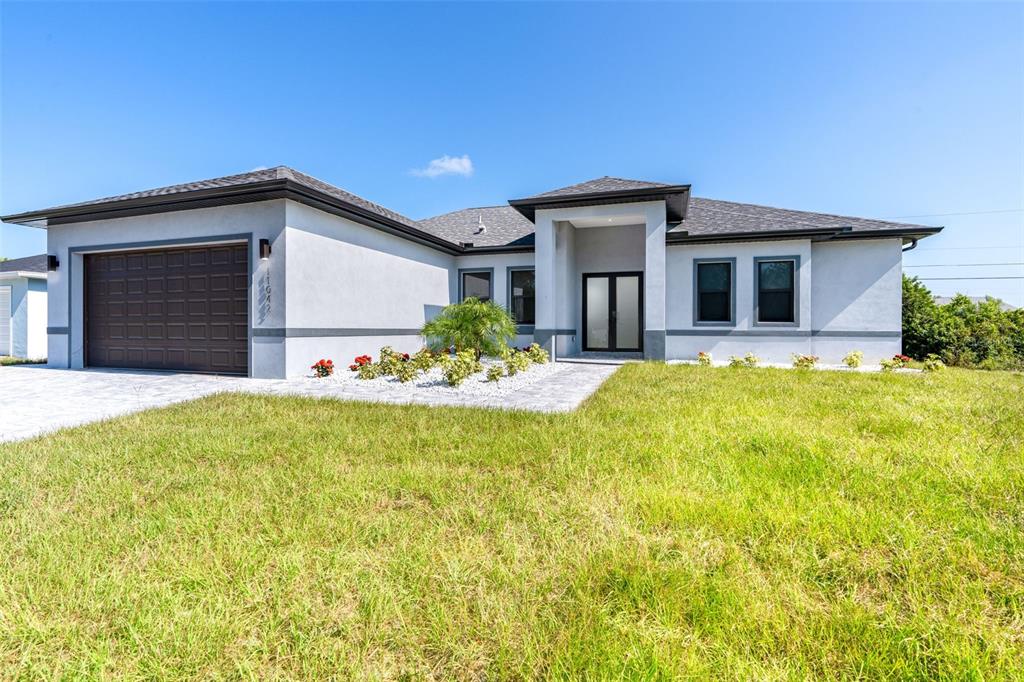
[304,358,569,396]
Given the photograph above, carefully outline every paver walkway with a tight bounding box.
[0,362,618,443]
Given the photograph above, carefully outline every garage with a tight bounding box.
[85,243,249,375]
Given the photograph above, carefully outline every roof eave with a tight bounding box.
[666,225,943,246]
[1,178,465,255]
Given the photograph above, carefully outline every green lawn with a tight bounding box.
[1,365,1022,679]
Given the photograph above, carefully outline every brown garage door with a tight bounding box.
[85,243,249,375]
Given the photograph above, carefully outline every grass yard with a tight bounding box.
[1,365,1022,679]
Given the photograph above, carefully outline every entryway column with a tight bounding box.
[643,202,667,360]
[533,211,558,356]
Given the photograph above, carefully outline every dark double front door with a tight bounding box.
[582,272,643,352]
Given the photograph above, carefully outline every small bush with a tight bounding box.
[504,349,532,376]
[421,298,516,358]
[349,355,372,372]
[880,354,910,372]
[439,350,482,386]
[524,343,549,364]
[743,353,759,368]
[843,351,864,368]
[728,356,746,368]
[410,348,437,372]
[697,352,712,367]
[486,365,504,382]
[923,354,946,372]
[357,362,383,380]
[392,360,419,383]
[378,346,410,376]
[311,359,334,378]
[792,354,818,370]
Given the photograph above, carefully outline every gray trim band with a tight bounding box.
[667,329,901,338]
[47,326,69,335]
[534,328,576,336]
[253,328,423,338]
[515,324,535,335]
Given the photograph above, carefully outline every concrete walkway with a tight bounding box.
[0,363,618,444]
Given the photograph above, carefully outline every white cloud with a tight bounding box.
[411,154,474,178]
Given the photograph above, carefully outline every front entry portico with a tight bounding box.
[528,199,671,361]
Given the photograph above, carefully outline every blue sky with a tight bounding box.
[2,1,1022,305]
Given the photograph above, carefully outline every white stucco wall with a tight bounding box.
[454,251,535,346]
[664,238,902,363]
[281,200,455,376]
[45,200,287,373]
[1,277,45,358]
[25,279,47,359]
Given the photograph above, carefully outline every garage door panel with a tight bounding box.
[86,243,248,375]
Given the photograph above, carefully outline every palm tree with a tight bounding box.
[421,297,516,358]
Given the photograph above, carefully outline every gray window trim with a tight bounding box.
[506,265,536,326]
[692,257,736,327]
[753,255,801,327]
[458,267,494,302]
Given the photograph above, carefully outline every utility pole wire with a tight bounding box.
[906,263,1024,268]
[918,276,1024,281]
[885,208,1024,219]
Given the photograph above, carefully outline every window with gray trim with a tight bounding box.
[508,269,535,324]
[695,261,733,323]
[461,270,492,302]
[756,259,796,323]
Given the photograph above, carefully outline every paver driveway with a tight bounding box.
[0,363,618,443]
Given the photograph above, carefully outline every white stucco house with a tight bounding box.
[1,167,941,377]
[0,255,48,360]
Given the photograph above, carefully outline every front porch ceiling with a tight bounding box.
[568,214,645,228]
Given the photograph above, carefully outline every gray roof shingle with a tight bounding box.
[673,197,931,237]
[12,166,420,231]
[0,254,47,273]
[528,176,673,199]
[417,206,536,248]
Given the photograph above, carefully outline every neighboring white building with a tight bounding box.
[1,167,942,377]
[0,255,48,360]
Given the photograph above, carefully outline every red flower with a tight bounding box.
[349,364,358,371]
[402,353,410,360]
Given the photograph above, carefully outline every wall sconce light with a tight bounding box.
[259,239,272,260]
[47,255,59,271]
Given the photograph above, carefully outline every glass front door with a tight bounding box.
[583,272,643,352]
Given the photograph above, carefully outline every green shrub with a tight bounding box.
[356,362,383,380]
[524,343,549,364]
[421,298,516,358]
[728,356,746,368]
[923,354,946,372]
[843,350,864,368]
[743,353,759,368]
[697,352,712,367]
[438,350,482,387]
[486,365,504,382]
[791,354,818,370]
[504,349,532,376]
[392,360,419,383]
[410,348,437,372]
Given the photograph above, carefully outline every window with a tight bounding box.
[460,270,492,302]
[756,258,796,323]
[508,268,535,324]
[695,260,733,324]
